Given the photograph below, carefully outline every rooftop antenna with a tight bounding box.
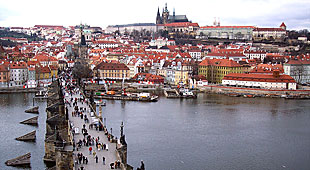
[213,17,217,26]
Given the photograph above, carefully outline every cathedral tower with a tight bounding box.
[156,7,162,24]
[162,3,169,24]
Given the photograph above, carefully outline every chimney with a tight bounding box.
[273,70,280,78]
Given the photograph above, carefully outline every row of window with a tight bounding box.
[100,70,127,73]
[101,74,127,77]
[11,69,26,72]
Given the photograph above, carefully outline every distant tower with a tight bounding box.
[172,8,175,23]
[280,22,287,30]
[213,17,217,26]
[156,7,162,24]
[78,24,88,59]
[162,3,169,24]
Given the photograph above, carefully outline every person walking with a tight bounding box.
[89,146,92,155]
[95,155,98,163]
[102,156,105,165]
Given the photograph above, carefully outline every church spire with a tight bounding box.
[156,7,162,24]
[164,3,168,12]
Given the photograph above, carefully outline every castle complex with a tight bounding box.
[156,3,189,25]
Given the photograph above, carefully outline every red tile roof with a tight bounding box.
[280,22,286,27]
[200,26,255,29]
[33,54,58,62]
[0,64,9,72]
[199,58,241,67]
[10,61,27,69]
[250,64,284,73]
[223,73,296,83]
[132,73,164,82]
[254,28,285,32]
[36,66,51,73]
[165,22,199,27]
[286,59,310,65]
[94,62,129,70]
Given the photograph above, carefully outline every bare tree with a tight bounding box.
[72,59,92,85]
[292,64,305,84]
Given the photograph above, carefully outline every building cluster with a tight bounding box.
[0,4,309,90]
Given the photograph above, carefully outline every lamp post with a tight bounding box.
[110,128,113,136]
[120,121,124,137]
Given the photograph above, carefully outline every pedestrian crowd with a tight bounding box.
[60,70,122,170]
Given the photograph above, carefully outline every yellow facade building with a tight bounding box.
[198,58,248,84]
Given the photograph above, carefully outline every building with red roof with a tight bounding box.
[0,64,9,87]
[94,61,130,80]
[283,57,310,84]
[253,23,286,41]
[164,22,199,38]
[198,58,249,84]
[244,50,267,61]
[132,73,164,84]
[9,61,28,87]
[250,64,284,74]
[222,71,296,90]
[197,26,255,40]
[32,53,58,67]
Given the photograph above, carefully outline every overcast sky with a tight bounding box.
[0,0,309,30]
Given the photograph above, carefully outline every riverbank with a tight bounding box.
[0,87,42,94]
[199,85,310,98]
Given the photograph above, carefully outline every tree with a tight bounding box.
[72,59,92,85]
[292,64,305,84]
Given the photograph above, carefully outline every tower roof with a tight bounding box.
[280,22,286,27]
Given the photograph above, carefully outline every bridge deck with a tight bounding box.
[66,90,119,170]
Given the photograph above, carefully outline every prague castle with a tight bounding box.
[156,3,189,24]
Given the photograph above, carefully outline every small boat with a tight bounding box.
[164,89,180,98]
[243,94,255,98]
[95,100,106,106]
[179,88,197,98]
[138,93,159,102]
[228,93,241,97]
[34,90,48,99]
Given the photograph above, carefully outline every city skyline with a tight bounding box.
[0,0,309,30]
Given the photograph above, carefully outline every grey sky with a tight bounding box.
[0,0,309,30]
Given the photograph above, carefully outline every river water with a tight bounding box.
[0,93,46,170]
[1,93,309,170]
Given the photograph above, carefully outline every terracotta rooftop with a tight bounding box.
[94,62,129,70]
[223,73,296,83]
[199,58,241,67]
[165,22,199,27]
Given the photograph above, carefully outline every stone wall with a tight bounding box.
[44,80,73,169]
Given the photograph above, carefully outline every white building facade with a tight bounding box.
[222,73,297,90]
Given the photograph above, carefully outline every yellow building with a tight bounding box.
[106,53,124,62]
[49,65,58,79]
[36,66,51,80]
[198,58,248,84]
[174,70,189,85]
[94,62,130,79]
[157,69,167,78]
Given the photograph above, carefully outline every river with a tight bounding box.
[1,93,310,170]
[0,93,46,170]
